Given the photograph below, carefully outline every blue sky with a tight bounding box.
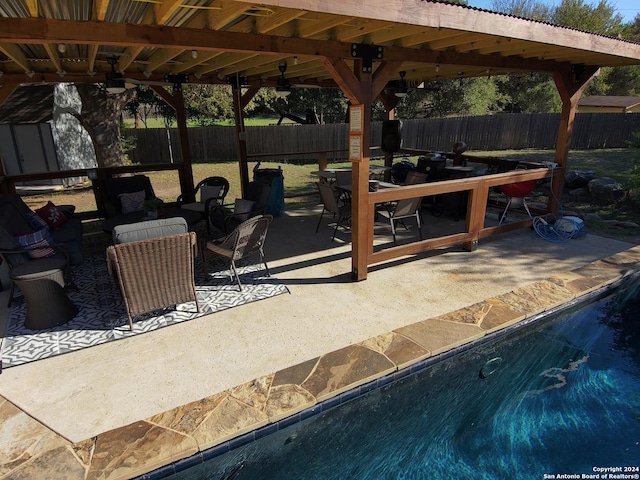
[465,0,639,23]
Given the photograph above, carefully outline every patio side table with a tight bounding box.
[9,258,77,330]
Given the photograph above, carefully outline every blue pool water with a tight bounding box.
[170,279,640,479]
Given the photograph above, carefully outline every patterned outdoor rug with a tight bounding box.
[1,230,289,369]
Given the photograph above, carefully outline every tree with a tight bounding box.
[491,0,552,20]
[496,74,560,113]
[183,84,233,125]
[552,0,623,35]
[283,88,348,123]
[399,78,506,118]
[490,0,627,113]
[123,86,164,128]
[68,84,136,167]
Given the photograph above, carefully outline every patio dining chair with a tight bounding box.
[376,196,423,243]
[201,214,273,291]
[315,182,351,241]
[333,170,352,205]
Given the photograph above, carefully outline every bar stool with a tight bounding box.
[9,258,77,330]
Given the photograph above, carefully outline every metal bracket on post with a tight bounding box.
[351,43,383,73]
[571,64,586,84]
[163,74,189,93]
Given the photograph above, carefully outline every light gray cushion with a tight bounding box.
[112,218,188,244]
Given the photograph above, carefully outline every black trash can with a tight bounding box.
[253,166,285,217]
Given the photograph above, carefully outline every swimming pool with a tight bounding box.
[167,278,640,479]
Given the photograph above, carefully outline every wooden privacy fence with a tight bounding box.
[123,112,640,165]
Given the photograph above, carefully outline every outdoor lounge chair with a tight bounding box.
[201,214,273,291]
[209,181,271,234]
[0,194,84,265]
[106,229,200,330]
[102,175,160,218]
[0,223,77,309]
[177,176,230,234]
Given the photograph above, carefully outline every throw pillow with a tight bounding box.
[119,190,146,213]
[35,201,68,230]
[233,198,255,221]
[14,228,56,259]
[200,185,222,204]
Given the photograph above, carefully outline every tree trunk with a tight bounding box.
[74,84,136,168]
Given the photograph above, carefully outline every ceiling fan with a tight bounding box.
[275,62,292,97]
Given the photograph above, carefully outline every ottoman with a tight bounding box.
[9,258,77,330]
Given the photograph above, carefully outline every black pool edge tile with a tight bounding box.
[138,463,176,480]
[172,453,204,475]
[276,412,301,430]
[253,422,277,440]
[201,441,231,462]
[229,430,256,450]
[138,274,637,480]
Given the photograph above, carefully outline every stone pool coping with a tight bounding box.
[2,245,640,479]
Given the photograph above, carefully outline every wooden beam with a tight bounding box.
[94,0,109,21]
[550,65,599,215]
[322,57,363,103]
[172,51,223,74]
[43,43,64,74]
[372,61,402,99]
[240,87,260,109]
[0,18,573,75]
[154,0,185,25]
[256,9,306,33]
[207,3,253,30]
[144,48,184,74]
[25,0,38,17]
[87,44,99,73]
[297,14,352,38]
[0,43,31,73]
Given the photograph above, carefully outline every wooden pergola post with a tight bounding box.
[323,56,400,280]
[151,85,195,202]
[379,91,400,182]
[551,65,600,215]
[231,83,260,196]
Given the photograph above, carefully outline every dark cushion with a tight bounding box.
[0,223,30,267]
[0,199,34,235]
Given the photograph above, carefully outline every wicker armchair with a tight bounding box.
[106,231,200,330]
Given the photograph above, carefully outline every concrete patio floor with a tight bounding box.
[1,203,639,479]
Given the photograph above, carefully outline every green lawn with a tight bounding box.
[20,148,640,239]
[122,116,284,129]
